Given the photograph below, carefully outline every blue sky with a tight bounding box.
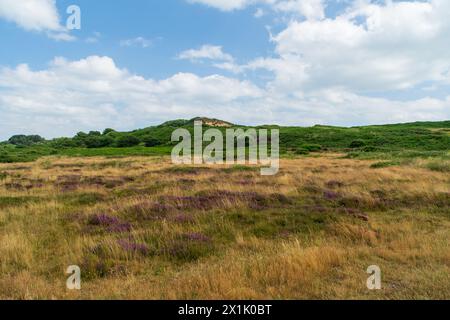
[0,0,450,139]
[0,0,282,80]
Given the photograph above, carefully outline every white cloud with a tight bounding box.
[179,45,244,73]
[2,1,450,138]
[187,0,325,19]
[0,56,262,138]
[120,37,152,48]
[178,45,234,62]
[0,55,449,140]
[187,0,255,11]
[275,0,325,20]
[254,8,265,18]
[0,0,73,40]
[86,32,101,44]
[238,0,450,93]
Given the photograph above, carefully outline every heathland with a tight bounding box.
[0,119,448,299]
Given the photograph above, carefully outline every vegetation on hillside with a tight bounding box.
[1,119,449,163]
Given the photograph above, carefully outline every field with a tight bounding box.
[0,153,449,299]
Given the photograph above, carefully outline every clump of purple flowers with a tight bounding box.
[107,222,132,233]
[117,239,149,255]
[125,201,173,220]
[89,214,120,226]
[324,190,340,200]
[88,214,132,233]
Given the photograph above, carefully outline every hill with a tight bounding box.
[0,118,449,163]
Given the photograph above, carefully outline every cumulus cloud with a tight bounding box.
[120,37,152,48]
[0,0,73,40]
[0,56,262,138]
[270,0,450,92]
[220,0,450,94]
[1,55,449,140]
[187,0,325,19]
[178,45,246,73]
[187,0,255,11]
[178,45,234,62]
[2,1,450,139]
[274,0,325,20]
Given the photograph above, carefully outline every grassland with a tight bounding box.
[0,154,448,299]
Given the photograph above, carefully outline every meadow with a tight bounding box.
[0,153,448,299]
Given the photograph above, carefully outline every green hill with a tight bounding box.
[0,118,449,163]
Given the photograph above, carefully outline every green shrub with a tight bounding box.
[301,144,322,152]
[361,146,378,152]
[0,152,14,163]
[142,136,162,147]
[85,136,114,148]
[426,161,450,172]
[50,137,80,148]
[102,128,116,135]
[58,192,105,206]
[116,135,141,148]
[349,140,366,148]
[8,135,45,146]
[370,161,401,169]
[294,148,309,155]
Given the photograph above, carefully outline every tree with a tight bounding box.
[8,135,45,146]
[142,136,162,147]
[116,135,140,148]
[50,137,79,148]
[349,140,366,148]
[85,135,114,148]
[103,128,116,135]
[75,132,88,139]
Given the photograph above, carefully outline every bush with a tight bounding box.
[370,161,401,169]
[103,128,116,135]
[50,137,79,148]
[116,135,141,148]
[85,136,114,148]
[142,136,162,147]
[361,146,378,152]
[8,135,45,146]
[349,140,366,148]
[301,144,322,152]
[0,152,14,163]
[294,148,309,155]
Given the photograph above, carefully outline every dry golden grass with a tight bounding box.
[0,155,448,299]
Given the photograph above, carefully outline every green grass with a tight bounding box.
[0,196,41,208]
[426,161,450,172]
[58,146,172,157]
[370,161,402,169]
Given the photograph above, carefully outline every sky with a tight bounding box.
[0,0,450,139]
